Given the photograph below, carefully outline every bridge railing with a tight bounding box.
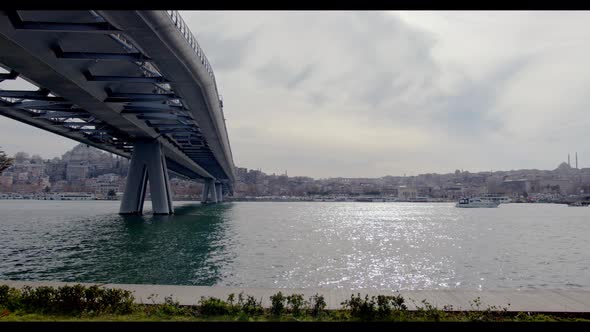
[164,10,235,173]
[165,10,221,107]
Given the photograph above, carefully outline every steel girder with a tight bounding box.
[0,10,226,182]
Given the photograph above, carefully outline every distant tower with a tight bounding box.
[576,152,578,169]
[568,153,571,167]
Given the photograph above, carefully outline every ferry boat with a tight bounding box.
[50,192,96,200]
[567,201,590,207]
[313,197,336,202]
[481,194,511,204]
[456,197,500,208]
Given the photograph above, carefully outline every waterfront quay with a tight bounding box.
[2,280,589,313]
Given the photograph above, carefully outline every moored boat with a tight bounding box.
[456,197,500,208]
[481,194,512,204]
[567,201,590,207]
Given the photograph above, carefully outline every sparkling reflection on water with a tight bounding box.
[1,201,589,290]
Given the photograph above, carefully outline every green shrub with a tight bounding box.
[514,312,556,322]
[0,285,21,311]
[56,284,86,313]
[465,297,509,322]
[240,295,263,316]
[270,292,286,316]
[100,287,134,314]
[236,292,244,306]
[20,286,56,313]
[199,296,230,316]
[227,293,235,306]
[515,311,532,321]
[142,294,191,318]
[376,295,392,317]
[308,293,327,317]
[159,296,185,316]
[415,299,445,321]
[0,284,134,315]
[226,293,241,315]
[390,294,407,311]
[83,285,104,313]
[374,294,406,318]
[0,285,9,306]
[341,293,376,320]
[4,285,576,322]
[286,294,306,316]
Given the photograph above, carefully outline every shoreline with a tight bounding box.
[2,280,589,313]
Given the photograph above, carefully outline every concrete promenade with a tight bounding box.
[2,280,590,313]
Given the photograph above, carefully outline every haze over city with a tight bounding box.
[1,11,589,177]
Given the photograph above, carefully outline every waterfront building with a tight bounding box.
[538,179,574,195]
[398,185,418,200]
[17,172,28,181]
[0,175,13,190]
[443,185,464,200]
[66,163,89,182]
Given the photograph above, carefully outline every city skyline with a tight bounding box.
[1,11,590,177]
[0,144,585,181]
[2,143,589,202]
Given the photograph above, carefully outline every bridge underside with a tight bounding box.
[120,140,174,215]
[0,10,235,213]
[120,139,223,214]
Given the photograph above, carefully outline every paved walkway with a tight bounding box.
[2,280,589,312]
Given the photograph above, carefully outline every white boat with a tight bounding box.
[456,197,500,208]
[50,192,96,200]
[568,201,590,207]
[481,194,511,204]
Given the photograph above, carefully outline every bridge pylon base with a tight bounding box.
[201,178,223,204]
[215,183,223,202]
[119,140,174,215]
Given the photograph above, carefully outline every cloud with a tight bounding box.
[181,11,472,177]
[2,11,590,177]
[432,55,532,136]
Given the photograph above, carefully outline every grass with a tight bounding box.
[1,284,589,322]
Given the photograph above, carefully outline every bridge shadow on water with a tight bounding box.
[85,202,236,286]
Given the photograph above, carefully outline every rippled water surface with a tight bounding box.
[1,201,589,290]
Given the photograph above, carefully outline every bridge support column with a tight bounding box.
[215,183,223,202]
[211,180,218,203]
[201,178,217,204]
[201,180,211,204]
[119,140,174,215]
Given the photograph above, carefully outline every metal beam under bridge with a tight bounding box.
[0,10,236,214]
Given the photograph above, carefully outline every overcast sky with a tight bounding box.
[1,11,589,178]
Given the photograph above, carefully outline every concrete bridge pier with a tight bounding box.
[215,183,223,202]
[119,140,174,215]
[201,178,218,204]
[201,180,211,204]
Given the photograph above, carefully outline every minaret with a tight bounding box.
[568,153,571,167]
[576,152,578,169]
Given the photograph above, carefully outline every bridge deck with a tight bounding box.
[2,280,589,312]
[0,10,234,188]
